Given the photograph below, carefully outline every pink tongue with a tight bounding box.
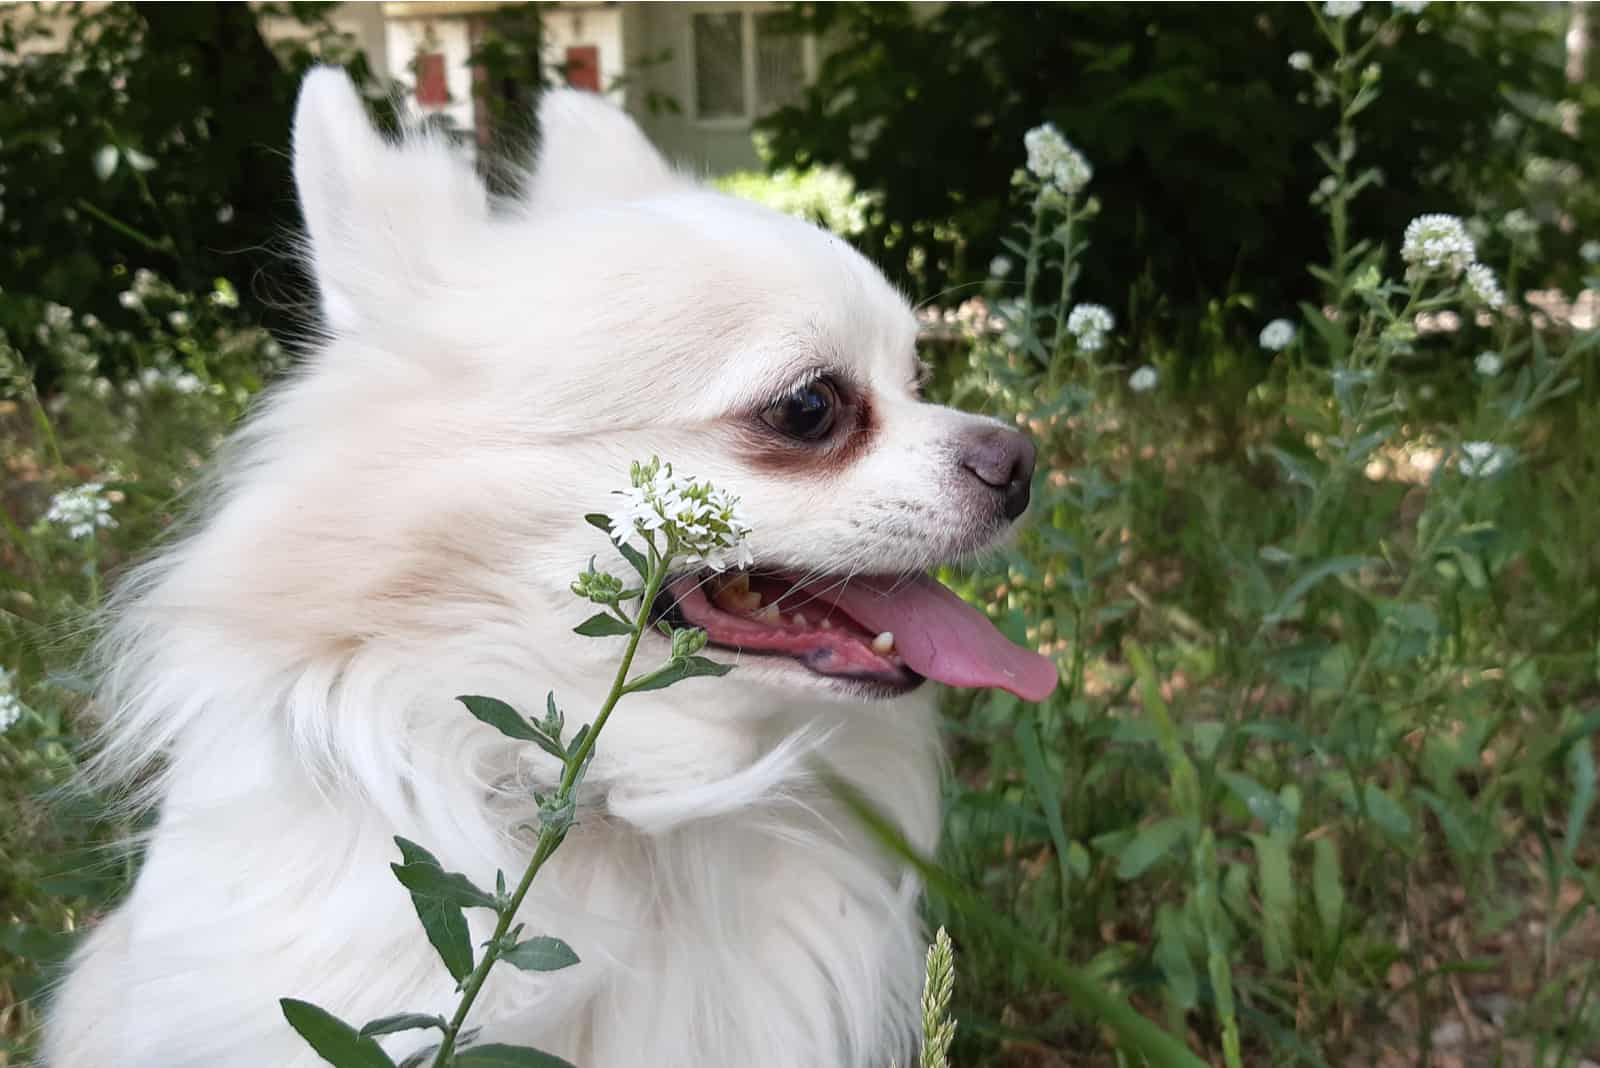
[803,574,1058,702]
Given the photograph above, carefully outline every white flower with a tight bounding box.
[1401,214,1475,278]
[610,458,753,572]
[44,482,117,540]
[1023,123,1092,195]
[1459,441,1513,478]
[0,692,21,733]
[1066,303,1114,352]
[1288,52,1312,71]
[215,204,234,224]
[1463,263,1505,309]
[132,268,158,296]
[1581,240,1600,264]
[1324,0,1364,17]
[1129,365,1159,393]
[118,290,142,310]
[1501,208,1538,237]
[1259,318,1297,352]
[989,255,1013,279]
[44,302,73,329]
[1474,351,1503,377]
[1393,0,1428,12]
[167,310,190,331]
[172,372,203,394]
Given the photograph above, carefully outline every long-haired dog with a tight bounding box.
[44,70,1055,1067]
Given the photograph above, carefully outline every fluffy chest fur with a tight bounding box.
[47,677,940,1068]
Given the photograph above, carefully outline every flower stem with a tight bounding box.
[428,545,673,1066]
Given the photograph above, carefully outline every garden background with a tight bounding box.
[3,2,1599,1065]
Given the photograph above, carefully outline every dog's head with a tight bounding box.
[250,70,1055,708]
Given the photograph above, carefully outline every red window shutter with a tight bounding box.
[416,52,449,106]
[565,46,600,92]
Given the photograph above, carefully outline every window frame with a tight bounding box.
[685,4,816,129]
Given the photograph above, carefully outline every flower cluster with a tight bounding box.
[1324,0,1363,17]
[1128,365,1159,393]
[1288,51,1313,72]
[611,458,754,572]
[1464,263,1505,309]
[1259,318,1297,352]
[1401,214,1475,278]
[1475,351,1503,377]
[1581,240,1600,265]
[0,668,23,734]
[1393,0,1429,13]
[1023,123,1092,195]
[1501,209,1538,238]
[1065,303,1114,352]
[44,482,117,539]
[1459,441,1514,479]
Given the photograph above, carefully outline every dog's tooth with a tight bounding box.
[871,631,896,655]
[793,612,809,627]
[819,618,832,630]
[757,602,780,623]
[724,572,750,597]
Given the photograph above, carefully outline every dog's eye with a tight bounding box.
[763,378,839,441]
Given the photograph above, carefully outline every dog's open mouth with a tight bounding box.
[656,570,1058,701]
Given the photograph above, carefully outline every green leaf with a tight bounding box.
[1565,741,1596,867]
[1312,836,1344,942]
[1115,817,1187,880]
[455,1045,578,1067]
[1359,783,1412,839]
[1153,903,1198,1010]
[501,935,580,972]
[1250,832,1294,974]
[1219,772,1294,836]
[1016,721,1073,890]
[391,838,493,982]
[358,1014,447,1039]
[583,513,647,578]
[1264,556,1378,625]
[280,999,397,1068]
[391,839,499,910]
[458,695,540,742]
[627,655,734,693]
[573,612,633,638]
[458,696,564,762]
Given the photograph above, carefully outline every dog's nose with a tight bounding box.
[959,427,1036,520]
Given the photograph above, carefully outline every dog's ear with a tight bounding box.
[524,89,684,213]
[292,68,488,335]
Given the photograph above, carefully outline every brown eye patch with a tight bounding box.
[729,373,877,477]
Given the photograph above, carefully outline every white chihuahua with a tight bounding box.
[44,70,1055,1068]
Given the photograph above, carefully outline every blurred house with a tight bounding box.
[323,2,814,174]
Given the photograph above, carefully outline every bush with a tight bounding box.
[759,2,1583,358]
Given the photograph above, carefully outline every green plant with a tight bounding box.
[919,5,1600,1064]
[760,2,1578,358]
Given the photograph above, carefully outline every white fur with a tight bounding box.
[44,71,1014,1068]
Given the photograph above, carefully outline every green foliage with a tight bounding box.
[921,10,1600,1063]
[0,2,383,381]
[714,162,875,237]
[760,2,1580,356]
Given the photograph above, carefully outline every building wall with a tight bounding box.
[624,3,795,178]
[383,14,476,131]
[542,5,625,106]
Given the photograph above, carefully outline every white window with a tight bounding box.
[690,8,814,125]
